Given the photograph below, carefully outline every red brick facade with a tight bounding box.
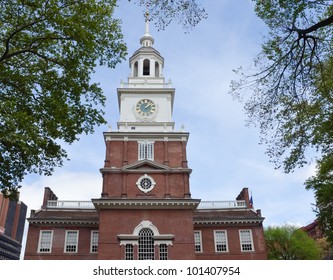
[24,185,266,260]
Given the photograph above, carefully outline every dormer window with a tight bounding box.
[143,59,150,75]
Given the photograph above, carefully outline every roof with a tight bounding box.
[129,46,164,66]
[28,209,99,226]
[27,206,263,227]
[194,209,264,225]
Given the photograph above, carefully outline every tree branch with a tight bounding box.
[291,14,333,36]
[0,18,46,62]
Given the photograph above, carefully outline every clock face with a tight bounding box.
[136,99,156,117]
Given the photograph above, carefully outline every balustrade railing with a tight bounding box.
[47,200,247,209]
[197,200,247,209]
[47,200,94,209]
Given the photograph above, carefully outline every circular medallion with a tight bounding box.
[136,174,156,193]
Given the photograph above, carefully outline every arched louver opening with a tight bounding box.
[155,61,160,77]
[143,59,150,76]
[133,61,138,77]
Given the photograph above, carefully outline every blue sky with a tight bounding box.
[21,0,316,237]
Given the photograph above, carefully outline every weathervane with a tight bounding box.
[145,2,149,22]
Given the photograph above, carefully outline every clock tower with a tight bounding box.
[92,17,200,260]
[117,16,174,132]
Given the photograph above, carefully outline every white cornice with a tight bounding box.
[92,198,200,210]
[27,219,99,226]
[100,167,192,175]
[193,218,264,225]
[103,131,189,142]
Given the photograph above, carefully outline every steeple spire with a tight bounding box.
[145,10,150,34]
[140,9,154,47]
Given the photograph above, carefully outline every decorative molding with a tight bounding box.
[118,220,174,246]
[103,131,189,142]
[27,219,98,226]
[193,219,264,225]
[92,198,200,210]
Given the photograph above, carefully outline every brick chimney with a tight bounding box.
[41,187,58,209]
[236,188,252,209]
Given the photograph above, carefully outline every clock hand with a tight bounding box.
[145,101,153,109]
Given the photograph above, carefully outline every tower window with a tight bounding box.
[138,141,154,160]
[143,59,150,75]
[138,228,155,260]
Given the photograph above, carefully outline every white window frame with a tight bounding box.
[90,230,98,253]
[239,229,254,252]
[37,230,53,253]
[194,230,202,253]
[138,141,154,161]
[64,230,79,253]
[214,230,228,252]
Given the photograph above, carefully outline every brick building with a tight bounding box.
[24,19,267,260]
[0,193,27,259]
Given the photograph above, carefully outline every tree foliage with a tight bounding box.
[230,0,333,245]
[133,0,207,32]
[264,225,322,259]
[0,0,126,199]
[305,155,333,244]
[231,0,333,172]
[0,0,206,199]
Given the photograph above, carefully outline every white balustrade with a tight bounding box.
[47,200,247,209]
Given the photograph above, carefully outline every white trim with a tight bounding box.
[136,174,156,193]
[118,220,174,247]
[133,220,159,236]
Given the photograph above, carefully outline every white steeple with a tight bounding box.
[116,15,175,132]
[140,11,154,47]
[124,13,166,88]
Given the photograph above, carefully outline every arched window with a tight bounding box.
[155,61,160,77]
[133,61,138,77]
[143,59,150,76]
[138,228,154,260]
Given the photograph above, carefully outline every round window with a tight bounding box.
[140,178,152,189]
[136,174,156,193]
